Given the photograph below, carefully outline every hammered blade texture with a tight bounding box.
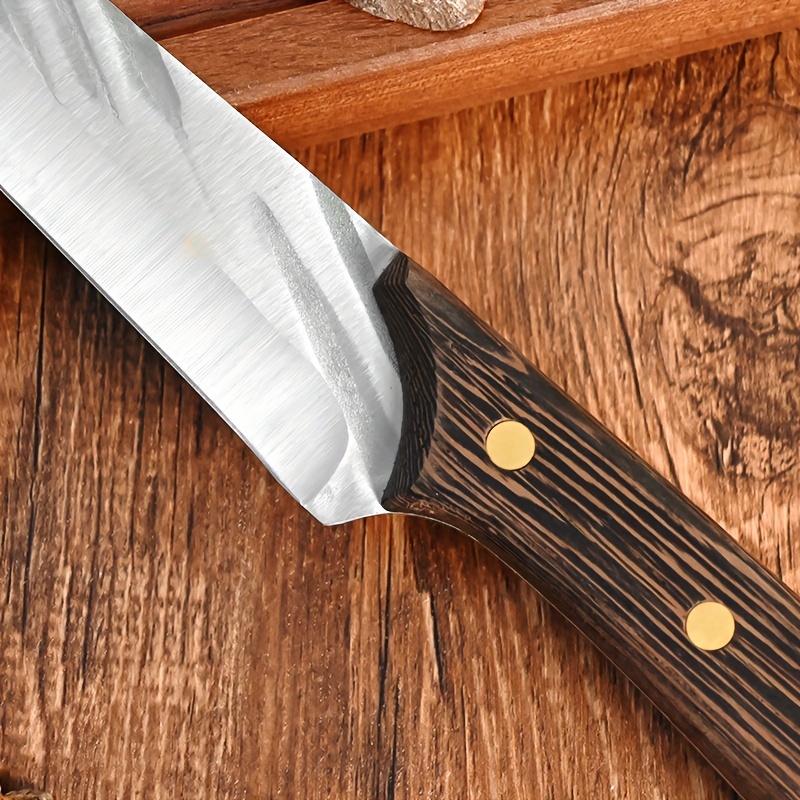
[0,0,404,524]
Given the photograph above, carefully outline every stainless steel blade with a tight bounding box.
[0,0,403,524]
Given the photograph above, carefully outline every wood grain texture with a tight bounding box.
[2,30,800,800]
[118,0,319,38]
[375,254,800,799]
[115,0,800,147]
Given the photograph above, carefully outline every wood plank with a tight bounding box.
[2,30,800,800]
[119,0,319,38]
[142,0,800,147]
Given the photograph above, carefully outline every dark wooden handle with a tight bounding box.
[374,254,800,800]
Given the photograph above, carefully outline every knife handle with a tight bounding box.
[374,254,800,800]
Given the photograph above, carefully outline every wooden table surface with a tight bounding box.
[2,28,800,800]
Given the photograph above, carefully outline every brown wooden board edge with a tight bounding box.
[156,0,800,148]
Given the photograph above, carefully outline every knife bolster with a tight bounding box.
[373,252,800,800]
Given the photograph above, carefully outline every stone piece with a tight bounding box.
[347,0,485,31]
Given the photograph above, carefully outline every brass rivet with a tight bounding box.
[686,601,736,651]
[485,420,536,470]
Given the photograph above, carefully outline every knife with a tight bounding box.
[0,2,798,798]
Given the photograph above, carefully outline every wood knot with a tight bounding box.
[656,245,799,479]
[644,98,800,482]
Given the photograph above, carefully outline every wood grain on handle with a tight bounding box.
[374,254,800,800]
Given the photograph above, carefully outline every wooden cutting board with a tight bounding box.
[121,0,800,146]
[1,5,800,800]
